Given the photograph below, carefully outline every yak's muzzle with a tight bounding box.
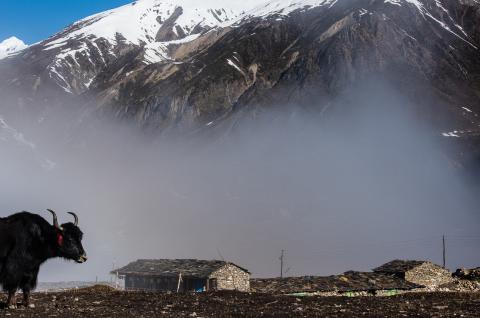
[76,254,88,263]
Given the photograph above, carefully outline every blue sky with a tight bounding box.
[0,0,133,44]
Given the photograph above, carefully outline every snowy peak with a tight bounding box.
[45,0,240,49]
[241,0,338,18]
[0,36,28,59]
[39,0,246,94]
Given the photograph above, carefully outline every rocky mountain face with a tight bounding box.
[0,0,479,164]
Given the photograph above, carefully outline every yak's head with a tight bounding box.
[47,209,87,263]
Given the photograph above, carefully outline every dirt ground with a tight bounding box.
[0,285,479,317]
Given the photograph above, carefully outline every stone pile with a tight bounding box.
[373,260,455,288]
[403,263,454,289]
[439,279,480,292]
[250,271,421,295]
[453,268,480,281]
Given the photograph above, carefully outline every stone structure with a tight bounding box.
[373,260,454,289]
[209,263,250,291]
[112,259,250,292]
[251,260,462,296]
[251,271,422,297]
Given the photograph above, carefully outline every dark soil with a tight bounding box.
[0,285,479,317]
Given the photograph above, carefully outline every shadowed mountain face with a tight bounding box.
[0,0,479,163]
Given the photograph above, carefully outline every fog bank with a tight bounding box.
[0,79,479,281]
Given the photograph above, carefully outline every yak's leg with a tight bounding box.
[22,288,33,308]
[6,289,16,309]
[22,267,38,308]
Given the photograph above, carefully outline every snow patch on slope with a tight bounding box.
[227,58,245,76]
[0,37,28,59]
[144,33,201,64]
[383,0,478,49]
[442,131,460,137]
[238,0,338,20]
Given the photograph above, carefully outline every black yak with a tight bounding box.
[0,209,87,309]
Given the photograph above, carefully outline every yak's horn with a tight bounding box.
[67,212,78,226]
[47,209,63,230]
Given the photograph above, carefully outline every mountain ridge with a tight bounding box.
[0,0,479,167]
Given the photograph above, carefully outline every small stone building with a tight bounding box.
[112,259,250,292]
[373,260,454,288]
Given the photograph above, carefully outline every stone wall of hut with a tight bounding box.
[209,264,250,292]
[405,263,454,288]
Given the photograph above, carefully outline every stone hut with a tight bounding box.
[112,259,250,292]
[373,260,454,288]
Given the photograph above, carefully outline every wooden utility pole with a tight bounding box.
[442,235,446,269]
[177,273,183,293]
[280,249,285,278]
[111,261,116,283]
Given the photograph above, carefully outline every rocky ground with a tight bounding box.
[0,286,479,317]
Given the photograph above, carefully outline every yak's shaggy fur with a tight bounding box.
[0,211,86,308]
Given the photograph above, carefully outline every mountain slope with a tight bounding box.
[0,0,479,164]
[90,0,480,130]
[2,0,243,97]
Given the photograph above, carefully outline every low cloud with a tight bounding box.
[0,78,478,282]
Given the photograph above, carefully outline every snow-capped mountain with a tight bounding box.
[0,0,479,164]
[0,36,28,59]
[48,0,238,46]
[33,0,245,94]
